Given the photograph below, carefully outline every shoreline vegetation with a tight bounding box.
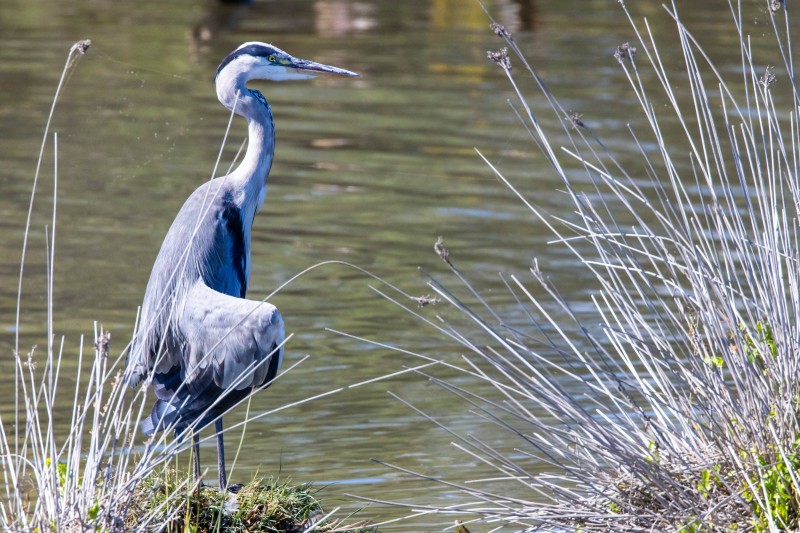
[8,1,800,531]
[125,472,378,532]
[362,1,800,531]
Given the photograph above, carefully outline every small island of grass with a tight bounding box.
[125,471,378,532]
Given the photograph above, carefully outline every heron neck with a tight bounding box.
[219,83,275,209]
[241,99,275,192]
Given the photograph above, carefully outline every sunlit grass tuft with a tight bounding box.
[126,471,379,532]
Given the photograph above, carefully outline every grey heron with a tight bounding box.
[126,42,358,489]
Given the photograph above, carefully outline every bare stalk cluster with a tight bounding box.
[376,2,800,531]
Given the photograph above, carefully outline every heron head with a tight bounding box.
[214,42,359,84]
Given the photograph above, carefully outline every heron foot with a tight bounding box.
[226,483,244,494]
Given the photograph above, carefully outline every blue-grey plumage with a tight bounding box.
[126,41,358,489]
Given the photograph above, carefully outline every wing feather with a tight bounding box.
[180,279,284,391]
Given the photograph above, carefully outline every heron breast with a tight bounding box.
[216,192,248,298]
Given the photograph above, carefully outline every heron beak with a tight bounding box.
[288,57,359,77]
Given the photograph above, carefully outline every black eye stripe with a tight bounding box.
[214,44,283,82]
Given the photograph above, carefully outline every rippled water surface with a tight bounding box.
[0,0,786,528]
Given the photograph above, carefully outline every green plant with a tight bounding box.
[741,321,778,366]
[125,470,378,532]
[742,442,800,532]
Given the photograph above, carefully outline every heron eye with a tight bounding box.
[268,55,276,63]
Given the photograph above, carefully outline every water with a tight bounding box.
[0,0,789,529]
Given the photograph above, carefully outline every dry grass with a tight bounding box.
[359,1,800,530]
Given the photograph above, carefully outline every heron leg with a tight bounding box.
[216,418,227,490]
[192,432,201,482]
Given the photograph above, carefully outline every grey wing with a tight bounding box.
[128,181,237,387]
[128,182,249,388]
[180,279,285,392]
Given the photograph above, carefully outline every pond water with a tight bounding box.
[0,0,789,529]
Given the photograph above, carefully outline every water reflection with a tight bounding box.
[505,0,538,32]
[190,3,260,59]
[190,0,537,55]
[430,0,487,30]
[314,1,378,37]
